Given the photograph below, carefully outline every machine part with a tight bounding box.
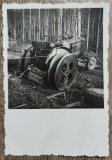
[48,52,66,87]
[86,56,96,71]
[21,47,33,72]
[28,71,44,84]
[46,48,57,67]
[55,54,78,90]
[84,88,104,108]
[46,47,70,67]
[28,65,46,77]
[27,65,46,84]
[62,41,70,49]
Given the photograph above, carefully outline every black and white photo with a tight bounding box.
[3,3,109,156]
[7,7,104,109]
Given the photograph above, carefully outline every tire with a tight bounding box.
[86,57,96,71]
[20,47,33,72]
[84,88,104,108]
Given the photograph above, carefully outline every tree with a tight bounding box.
[22,9,24,42]
[96,9,102,55]
[86,8,90,52]
[78,9,81,37]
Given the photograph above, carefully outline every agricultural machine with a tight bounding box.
[21,36,97,91]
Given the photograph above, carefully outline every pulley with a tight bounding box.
[48,53,78,90]
[55,54,78,90]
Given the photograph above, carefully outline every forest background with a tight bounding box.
[7,8,103,57]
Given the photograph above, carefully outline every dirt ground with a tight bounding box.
[8,60,103,109]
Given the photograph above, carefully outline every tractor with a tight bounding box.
[20,36,97,91]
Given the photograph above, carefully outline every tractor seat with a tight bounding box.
[32,41,51,55]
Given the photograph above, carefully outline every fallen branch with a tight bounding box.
[13,104,26,109]
[64,101,82,108]
[46,92,65,100]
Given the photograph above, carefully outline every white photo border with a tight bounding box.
[3,2,109,156]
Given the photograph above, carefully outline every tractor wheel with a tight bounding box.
[48,52,66,88]
[86,57,96,71]
[84,88,104,108]
[55,54,78,91]
[20,47,33,72]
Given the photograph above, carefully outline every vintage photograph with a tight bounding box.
[7,8,104,109]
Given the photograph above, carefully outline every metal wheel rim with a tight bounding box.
[55,54,78,91]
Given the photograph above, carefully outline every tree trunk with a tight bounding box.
[29,9,32,41]
[76,19,77,37]
[78,9,81,37]
[14,21,16,40]
[22,9,24,42]
[34,10,36,41]
[38,9,40,41]
[73,9,76,38]
[96,9,101,55]
[91,10,95,41]
[60,9,63,37]
[86,8,91,52]
[46,10,48,41]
